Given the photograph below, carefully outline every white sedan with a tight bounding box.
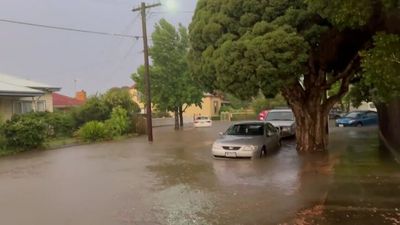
[194,116,212,128]
[212,121,281,159]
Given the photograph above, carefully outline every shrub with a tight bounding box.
[71,96,111,127]
[3,116,47,149]
[77,121,108,142]
[211,115,221,121]
[0,123,6,151]
[104,106,129,137]
[46,112,76,137]
[152,111,171,118]
[231,113,257,121]
[103,88,141,115]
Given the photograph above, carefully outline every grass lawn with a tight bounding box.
[0,133,140,157]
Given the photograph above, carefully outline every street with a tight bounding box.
[0,122,399,225]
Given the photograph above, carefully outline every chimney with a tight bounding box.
[75,90,87,102]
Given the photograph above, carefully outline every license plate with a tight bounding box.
[225,152,237,158]
[339,124,344,127]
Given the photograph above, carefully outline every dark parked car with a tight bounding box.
[335,111,378,127]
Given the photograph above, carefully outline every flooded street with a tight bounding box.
[0,122,399,225]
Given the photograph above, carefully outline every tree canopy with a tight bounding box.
[189,0,400,152]
[132,19,203,128]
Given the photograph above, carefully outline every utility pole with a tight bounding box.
[132,2,161,142]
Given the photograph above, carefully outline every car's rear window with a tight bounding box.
[345,112,362,118]
[226,124,264,136]
[196,116,209,120]
[266,111,294,121]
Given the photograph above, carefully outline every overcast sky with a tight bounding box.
[0,0,197,96]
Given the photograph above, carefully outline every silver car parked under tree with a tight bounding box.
[212,121,281,159]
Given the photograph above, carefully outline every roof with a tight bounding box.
[0,73,61,92]
[52,93,84,108]
[0,81,44,96]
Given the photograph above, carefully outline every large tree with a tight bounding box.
[189,0,400,153]
[132,19,203,129]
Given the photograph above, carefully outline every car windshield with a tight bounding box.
[266,111,294,121]
[345,112,362,118]
[225,124,264,136]
[196,116,209,120]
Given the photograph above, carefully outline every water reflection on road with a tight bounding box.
[0,122,396,225]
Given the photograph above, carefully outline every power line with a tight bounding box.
[151,11,194,14]
[0,18,141,39]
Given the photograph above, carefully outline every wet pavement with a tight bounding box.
[0,122,399,225]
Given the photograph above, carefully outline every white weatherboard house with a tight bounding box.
[0,73,61,120]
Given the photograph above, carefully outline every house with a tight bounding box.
[52,90,86,111]
[183,93,223,119]
[129,85,154,113]
[0,73,60,120]
[129,85,223,118]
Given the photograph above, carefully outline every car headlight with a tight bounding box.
[336,119,340,123]
[212,143,222,150]
[242,145,257,151]
[349,120,355,123]
[281,127,290,132]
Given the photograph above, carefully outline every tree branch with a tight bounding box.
[323,54,360,90]
[324,74,354,111]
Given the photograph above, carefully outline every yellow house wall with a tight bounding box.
[129,88,145,112]
[183,96,222,118]
[0,97,16,121]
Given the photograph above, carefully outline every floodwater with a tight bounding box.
[0,122,399,225]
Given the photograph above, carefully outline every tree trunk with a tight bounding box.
[292,104,329,153]
[174,108,180,130]
[179,105,184,128]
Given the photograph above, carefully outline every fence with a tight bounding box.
[219,112,257,121]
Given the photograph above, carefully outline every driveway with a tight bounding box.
[0,122,398,225]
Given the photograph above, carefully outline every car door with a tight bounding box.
[266,123,280,149]
[366,112,378,125]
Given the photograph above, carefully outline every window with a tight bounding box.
[13,101,33,114]
[13,100,46,114]
[36,101,46,112]
[266,111,294,121]
[213,101,219,115]
[369,103,376,109]
[226,123,264,136]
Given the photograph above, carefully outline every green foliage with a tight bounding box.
[103,88,140,115]
[46,112,76,137]
[132,19,203,113]
[306,0,374,28]
[211,115,221,121]
[189,0,311,100]
[231,113,258,121]
[251,94,287,114]
[152,111,171,118]
[361,33,400,102]
[104,106,129,137]
[77,121,108,142]
[219,105,234,113]
[224,93,250,109]
[3,115,47,149]
[71,96,110,127]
